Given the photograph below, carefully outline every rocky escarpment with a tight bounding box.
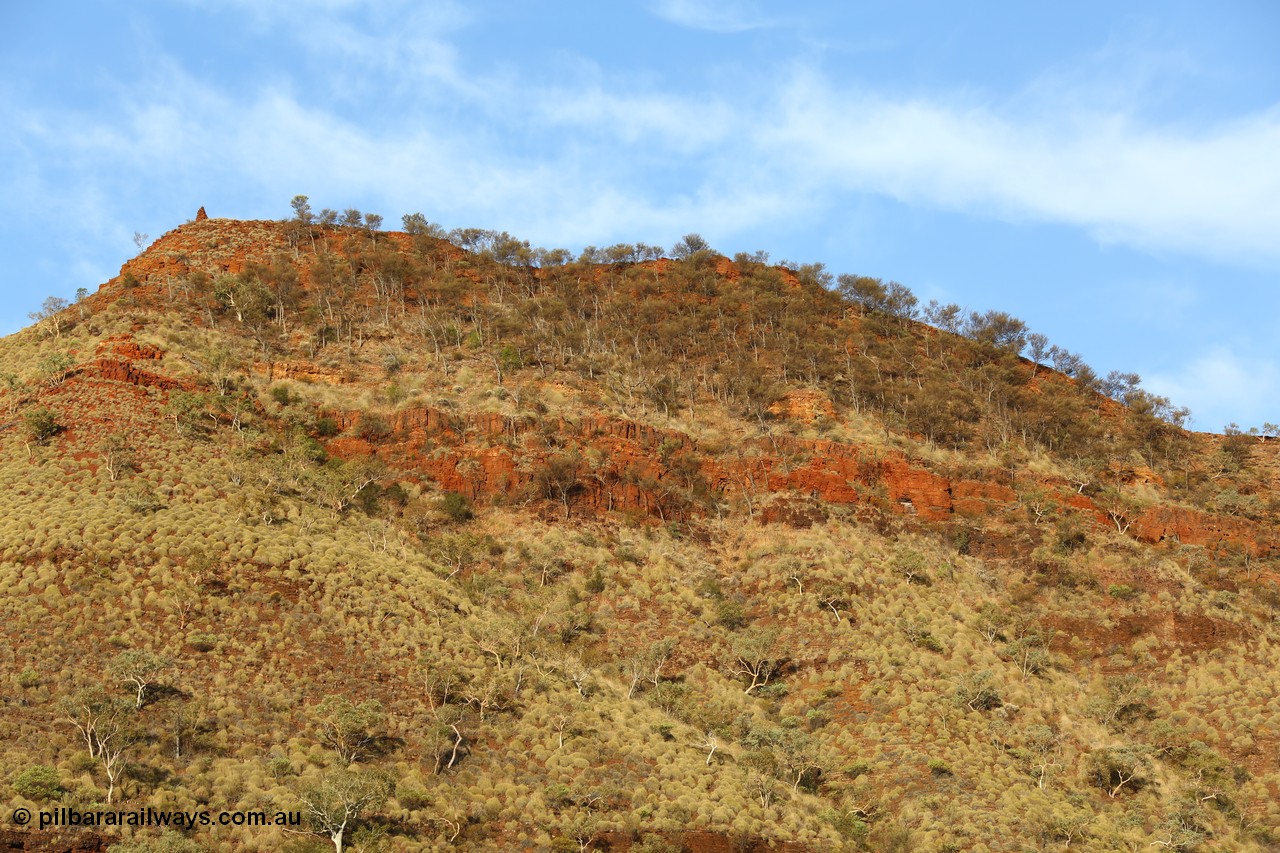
[315,400,1277,556]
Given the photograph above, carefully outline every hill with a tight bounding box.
[1,209,1279,852]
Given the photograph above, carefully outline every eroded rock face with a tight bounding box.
[320,405,1032,526]
[315,402,1279,556]
[83,359,186,391]
[1132,504,1276,556]
[767,389,837,424]
[953,479,1018,517]
[254,360,351,385]
[97,336,163,361]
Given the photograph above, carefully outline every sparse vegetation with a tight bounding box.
[0,208,1276,851]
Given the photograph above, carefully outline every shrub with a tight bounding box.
[1054,522,1088,554]
[954,670,1002,712]
[123,483,164,514]
[16,669,39,688]
[21,407,59,444]
[395,784,429,811]
[437,491,474,522]
[38,353,74,386]
[648,683,689,716]
[382,482,410,510]
[634,835,683,853]
[890,550,931,585]
[357,414,392,441]
[821,807,870,843]
[715,600,748,629]
[188,633,218,652]
[314,417,340,437]
[13,765,63,801]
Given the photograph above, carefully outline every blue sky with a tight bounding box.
[2,0,1277,431]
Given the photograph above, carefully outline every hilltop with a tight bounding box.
[1,209,1279,852]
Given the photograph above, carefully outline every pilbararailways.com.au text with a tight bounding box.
[28,807,301,830]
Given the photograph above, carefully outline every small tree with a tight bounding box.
[291,195,315,225]
[964,310,1029,352]
[28,296,69,339]
[671,233,711,259]
[1,373,24,416]
[305,457,386,517]
[96,711,138,804]
[1026,332,1050,375]
[1085,674,1153,730]
[60,690,136,803]
[646,636,678,687]
[168,699,206,759]
[814,581,851,623]
[836,275,918,319]
[728,626,784,694]
[402,212,430,234]
[313,696,387,766]
[1001,632,1051,678]
[424,788,469,843]
[38,352,74,386]
[953,670,1002,712]
[164,390,213,435]
[1090,745,1150,798]
[1020,724,1061,789]
[99,431,137,481]
[60,688,114,758]
[973,601,1010,643]
[293,768,393,853]
[556,808,602,853]
[423,706,466,774]
[534,452,584,517]
[110,649,172,709]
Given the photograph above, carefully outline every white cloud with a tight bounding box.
[1145,349,1280,431]
[7,11,1280,311]
[12,7,1280,270]
[759,72,1280,265]
[649,0,773,33]
[531,84,736,151]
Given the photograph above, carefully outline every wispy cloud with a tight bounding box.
[649,0,774,33]
[9,19,1280,270]
[760,72,1280,265]
[1145,348,1280,431]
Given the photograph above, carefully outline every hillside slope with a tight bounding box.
[1,214,1278,852]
